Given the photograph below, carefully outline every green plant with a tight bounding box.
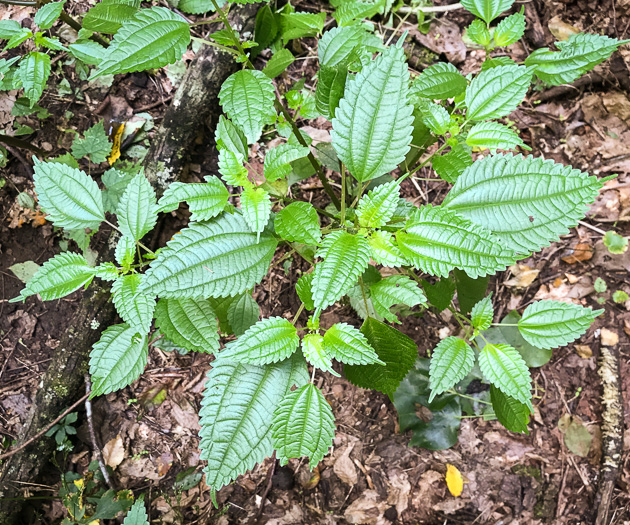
[44,411,78,451]
[10,0,625,504]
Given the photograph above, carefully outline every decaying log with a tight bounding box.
[0,5,258,521]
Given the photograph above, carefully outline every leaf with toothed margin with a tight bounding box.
[323,322,383,366]
[369,275,427,323]
[111,273,155,334]
[157,176,229,221]
[478,343,532,409]
[428,337,474,402]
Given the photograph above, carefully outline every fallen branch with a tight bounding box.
[85,374,114,490]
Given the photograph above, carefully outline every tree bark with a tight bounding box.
[0,5,258,521]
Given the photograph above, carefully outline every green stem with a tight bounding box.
[399,142,449,183]
[446,389,493,406]
[292,303,305,325]
[340,163,346,226]
[358,276,370,315]
[191,36,240,56]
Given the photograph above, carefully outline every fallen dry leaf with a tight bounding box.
[445,464,464,497]
[600,328,619,346]
[333,447,358,485]
[548,15,580,40]
[102,435,125,469]
[562,243,594,264]
[575,345,593,358]
[504,264,540,288]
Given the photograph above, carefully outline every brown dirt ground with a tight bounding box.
[1,0,630,523]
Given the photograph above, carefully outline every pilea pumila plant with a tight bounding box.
[8,0,628,503]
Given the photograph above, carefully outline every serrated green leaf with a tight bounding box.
[226,293,259,336]
[89,323,148,397]
[219,69,276,143]
[69,41,107,65]
[199,354,309,491]
[479,343,532,408]
[603,230,628,254]
[356,180,400,229]
[82,0,139,34]
[323,322,383,365]
[218,149,249,186]
[72,121,112,163]
[312,231,371,310]
[264,143,310,182]
[272,383,335,468]
[416,99,451,136]
[332,44,414,182]
[19,52,51,107]
[466,121,529,151]
[115,234,135,268]
[33,159,105,229]
[481,56,517,69]
[142,213,278,298]
[368,230,407,267]
[241,186,271,238]
[490,385,530,434]
[396,205,515,279]
[443,153,602,253]
[215,115,248,159]
[280,11,325,43]
[344,317,417,395]
[428,337,474,402]
[333,0,382,26]
[111,274,155,334]
[275,201,321,245]
[525,33,629,86]
[157,177,228,221]
[123,497,149,525]
[154,297,219,353]
[466,19,491,46]
[315,65,347,119]
[431,143,473,184]
[91,7,190,79]
[263,48,294,78]
[117,171,157,241]
[517,300,603,350]
[296,272,315,310]
[34,0,65,30]
[0,20,22,39]
[319,24,380,68]
[411,62,467,100]
[470,294,494,331]
[102,168,135,213]
[10,252,95,303]
[301,333,338,376]
[252,4,278,56]
[421,277,456,312]
[460,0,515,23]
[219,317,298,365]
[494,10,526,47]
[465,64,533,120]
[35,33,65,51]
[95,262,119,281]
[370,275,426,323]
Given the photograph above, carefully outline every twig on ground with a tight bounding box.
[397,2,463,13]
[255,454,276,522]
[84,374,114,490]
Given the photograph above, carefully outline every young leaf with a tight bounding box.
[34,0,65,30]
[95,262,119,282]
[466,121,529,151]
[218,69,276,143]
[525,33,629,86]
[218,150,249,186]
[431,143,473,184]
[226,293,259,336]
[478,343,532,408]
[490,385,530,434]
[296,272,315,310]
[215,115,248,159]
[396,205,515,279]
[331,44,414,182]
[460,0,515,24]
[312,231,371,310]
[368,230,408,267]
[115,235,135,268]
[517,300,603,350]
[370,275,427,323]
[603,230,628,254]
[18,52,51,106]
[280,11,326,43]
[154,297,220,353]
[111,274,155,334]
[323,322,383,365]
[334,0,382,26]
[199,355,309,491]
[466,19,491,47]
[33,159,105,229]
[117,171,158,241]
[264,143,310,182]
[91,7,190,78]
[318,24,379,68]
[10,252,95,303]
[275,201,321,245]
[142,213,278,299]
[82,0,140,34]
[219,317,299,365]
[89,324,148,397]
[356,180,400,229]
[470,294,494,331]
[72,121,112,164]
[263,48,295,78]
[443,153,602,253]
[158,177,228,221]
[411,62,467,100]
[344,317,417,395]
[416,99,451,136]
[272,383,335,468]
[301,333,338,376]
[465,64,533,121]
[428,337,474,402]
[241,186,271,238]
[123,497,149,525]
[494,10,526,47]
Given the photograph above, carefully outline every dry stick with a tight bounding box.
[255,453,277,522]
[84,375,114,490]
[0,392,90,461]
[397,2,463,13]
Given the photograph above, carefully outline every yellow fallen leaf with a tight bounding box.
[108,121,125,165]
[445,464,463,497]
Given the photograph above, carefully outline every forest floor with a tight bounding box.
[1,0,630,523]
